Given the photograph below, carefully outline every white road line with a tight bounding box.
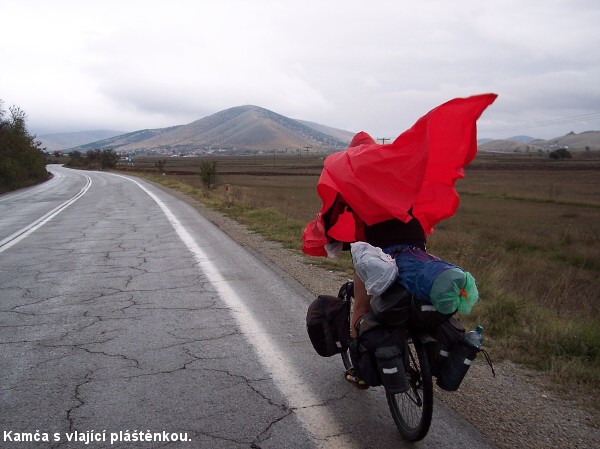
[0,175,92,254]
[109,172,355,447]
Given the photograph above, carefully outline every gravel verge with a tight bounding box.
[156,182,599,449]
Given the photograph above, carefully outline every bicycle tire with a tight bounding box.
[386,333,433,442]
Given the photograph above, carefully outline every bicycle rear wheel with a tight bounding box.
[386,334,433,442]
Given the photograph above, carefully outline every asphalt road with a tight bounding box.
[0,165,497,449]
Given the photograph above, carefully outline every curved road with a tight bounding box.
[0,165,496,448]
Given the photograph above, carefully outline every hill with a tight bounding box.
[73,126,182,152]
[532,131,600,150]
[478,139,529,152]
[479,131,600,153]
[507,135,537,144]
[295,119,355,144]
[72,106,350,154]
[39,130,124,152]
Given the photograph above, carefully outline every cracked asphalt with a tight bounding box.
[0,166,497,448]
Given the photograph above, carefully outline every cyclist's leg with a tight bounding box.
[345,272,372,388]
[351,271,370,337]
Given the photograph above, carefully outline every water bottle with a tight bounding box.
[464,325,484,349]
[437,326,483,391]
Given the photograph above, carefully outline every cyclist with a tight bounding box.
[300,94,497,387]
[322,200,426,388]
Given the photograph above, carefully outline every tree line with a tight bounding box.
[0,100,49,193]
[65,149,119,170]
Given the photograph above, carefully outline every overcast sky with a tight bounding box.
[1,0,599,140]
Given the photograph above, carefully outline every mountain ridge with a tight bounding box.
[74,126,183,152]
[38,130,125,152]
[479,131,600,152]
[70,105,350,154]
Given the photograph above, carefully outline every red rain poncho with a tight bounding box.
[302,93,497,257]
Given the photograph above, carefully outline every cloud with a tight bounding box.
[1,0,599,139]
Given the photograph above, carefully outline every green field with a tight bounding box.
[120,151,600,398]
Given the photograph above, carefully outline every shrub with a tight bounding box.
[0,100,48,192]
[0,157,21,189]
[99,149,119,169]
[199,160,218,189]
[154,159,166,174]
[549,148,572,160]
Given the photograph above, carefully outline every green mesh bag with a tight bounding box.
[458,272,479,314]
[429,269,479,315]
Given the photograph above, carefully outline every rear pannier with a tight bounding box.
[306,294,350,357]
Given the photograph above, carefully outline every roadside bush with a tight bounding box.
[0,99,49,193]
[200,160,218,189]
[0,157,21,189]
[100,149,119,169]
[155,159,166,174]
[69,150,83,162]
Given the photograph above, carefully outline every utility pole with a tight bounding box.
[304,146,312,175]
[377,138,390,145]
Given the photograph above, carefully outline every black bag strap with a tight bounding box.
[480,348,496,378]
[338,280,354,302]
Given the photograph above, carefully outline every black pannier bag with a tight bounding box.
[306,294,350,357]
[375,345,410,394]
[428,317,465,379]
[408,296,471,390]
[350,314,408,391]
[436,332,478,391]
[369,282,412,327]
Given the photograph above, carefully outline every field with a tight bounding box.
[120,151,600,396]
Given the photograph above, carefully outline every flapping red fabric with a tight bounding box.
[301,93,497,257]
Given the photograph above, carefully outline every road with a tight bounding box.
[0,165,496,448]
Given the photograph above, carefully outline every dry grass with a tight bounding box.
[126,152,600,395]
